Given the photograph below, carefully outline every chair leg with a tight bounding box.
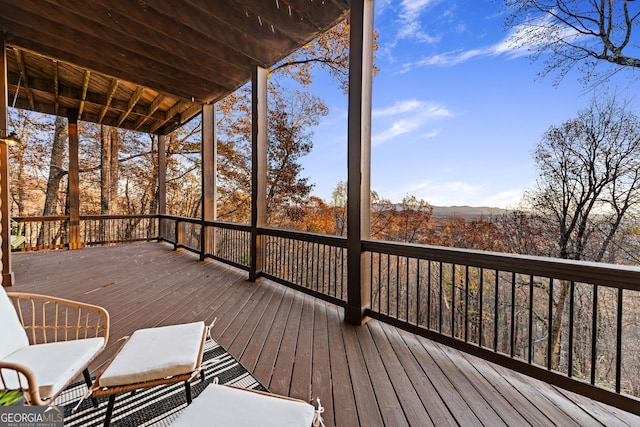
[184,381,192,405]
[104,395,116,427]
[82,368,99,408]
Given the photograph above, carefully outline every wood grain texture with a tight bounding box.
[10,242,640,427]
[0,0,347,134]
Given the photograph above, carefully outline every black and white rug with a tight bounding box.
[54,339,268,426]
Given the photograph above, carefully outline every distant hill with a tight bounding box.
[372,203,509,219]
[430,205,507,219]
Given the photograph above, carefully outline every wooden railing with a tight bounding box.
[11,216,68,250]
[11,213,640,414]
[12,215,159,250]
[261,227,347,306]
[362,240,640,414]
[159,216,252,271]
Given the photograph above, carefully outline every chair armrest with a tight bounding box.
[0,360,44,405]
[6,292,109,347]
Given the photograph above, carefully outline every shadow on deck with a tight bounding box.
[10,242,640,427]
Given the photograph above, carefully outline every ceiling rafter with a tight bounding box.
[77,70,90,119]
[7,70,162,119]
[0,0,348,134]
[98,79,119,124]
[53,59,59,115]
[116,86,143,127]
[179,103,204,128]
[150,101,186,134]
[13,48,34,110]
[133,94,165,131]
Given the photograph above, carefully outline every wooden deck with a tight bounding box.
[10,242,640,427]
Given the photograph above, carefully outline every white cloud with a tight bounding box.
[422,130,440,139]
[383,180,483,206]
[380,181,526,208]
[401,13,586,72]
[371,100,453,146]
[394,0,441,44]
[373,99,452,119]
[400,0,438,23]
[373,119,421,144]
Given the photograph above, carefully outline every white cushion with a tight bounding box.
[0,288,29,359]
[3,337,105,399]
[98,322,205,388]
[171,384,315,427]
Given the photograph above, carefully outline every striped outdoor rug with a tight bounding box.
[54,339,268,426]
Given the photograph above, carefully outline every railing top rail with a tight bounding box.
[12,215,69,222]
[159,214,201,224]
[259,226,348,248]
[364,239,640,291]
[81,214,159,220]
[206,220,251,232]
[13,214,159,222]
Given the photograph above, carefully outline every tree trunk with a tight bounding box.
[550,279,571,369]
[38,117,67,247]
[100,126,119,241]
[100,126,119,215]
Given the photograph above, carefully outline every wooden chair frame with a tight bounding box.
[1,292,110,405]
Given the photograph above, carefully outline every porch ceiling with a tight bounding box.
[0,0,349,135]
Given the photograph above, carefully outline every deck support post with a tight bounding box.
[0,38,14,286]
[345,0,374,324]
[201,103,217,260]
[249,66,267,281]
[158,135,167,215]
[68,109,81,250]
[157,134,166,239]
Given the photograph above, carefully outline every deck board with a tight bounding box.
[326,304,359,427]
[368,321,434,426]
[355,325,409,426]
[9,242,640,427]
[379,323,458,427]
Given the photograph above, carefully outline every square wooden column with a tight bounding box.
[0,39,14,286]
[201,103,217,260]
[67,110,81,250]
[345,0,375,324]
[158,134,166,214]
[157,134,166,238]
[249,66,267,281]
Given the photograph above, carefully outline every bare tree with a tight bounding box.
[504,0,640,84]
[525,92,640,368]
[527,93,640,262]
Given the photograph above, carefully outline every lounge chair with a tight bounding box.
[0,288,109,405]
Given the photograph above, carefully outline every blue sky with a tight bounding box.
[298,0,637,208]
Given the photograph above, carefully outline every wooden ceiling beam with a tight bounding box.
[0,0,348,134]
[53,59,59,115]
[13,49,35,110]
[9,97,156,134]
[150,101,186,135]
[0,17,230,103]
[77,70,90,119]
[98,79,119,124]
[179,103,204,128]
[133,94,165,131]
[7,71,161,119]
[116,86,143,127]
[18,0,249,94]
